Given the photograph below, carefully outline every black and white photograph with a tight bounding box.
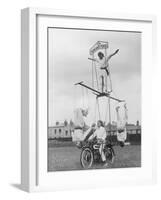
[47,27,141,172]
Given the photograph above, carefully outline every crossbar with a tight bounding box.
[75,81,124,102]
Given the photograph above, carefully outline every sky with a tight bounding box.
[48,28,141,127]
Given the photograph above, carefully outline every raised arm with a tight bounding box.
[107,49,119,62]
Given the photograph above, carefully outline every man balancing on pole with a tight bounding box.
[97,49,119,76]
[89,49,119,93]
[97,49,119,93]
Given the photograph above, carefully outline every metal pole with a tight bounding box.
[75,81,125,102]
[108,93,112,138]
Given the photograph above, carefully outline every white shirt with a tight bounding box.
[97,57,109,69]
[93,126,106,141]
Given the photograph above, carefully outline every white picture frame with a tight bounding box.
[21,7,157,192]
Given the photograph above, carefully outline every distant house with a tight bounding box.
[105,122,141,136]
[126,123,141,134]
[48,123,74,139]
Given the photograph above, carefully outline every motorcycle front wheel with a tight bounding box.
[80,148,94,169]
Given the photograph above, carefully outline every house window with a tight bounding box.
[54,129,57,134]
[65,130,68,136]
[59,129,61,133]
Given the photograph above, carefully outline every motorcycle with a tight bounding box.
[80,138,115,169]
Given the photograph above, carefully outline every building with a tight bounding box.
[105,123,141,136]
[48,123,74,139]
[48,121,141,139]
[126,123,141,134]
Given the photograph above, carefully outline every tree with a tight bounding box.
[136,120,139,126]
[64,120,68,126]
[56,121,59,126]
[70,119,74,126]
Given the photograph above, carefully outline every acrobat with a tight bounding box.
[72,108,89,143]
[97,49,119,76]
[89,49,119,93]
[115,103,128,146]
[72,108,94,146]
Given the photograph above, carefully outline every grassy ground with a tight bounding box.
[48,144,141,172]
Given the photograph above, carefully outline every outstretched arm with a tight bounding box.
[107,49,119,62]
[88,57,99,63]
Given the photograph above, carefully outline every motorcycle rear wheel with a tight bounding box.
[105,147,115,164]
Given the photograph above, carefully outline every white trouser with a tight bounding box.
[99,72,112,93]
[98,141,106,162]
[116,106,128,142]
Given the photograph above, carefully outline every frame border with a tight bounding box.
[21,7,156,192]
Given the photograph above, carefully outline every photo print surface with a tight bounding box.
[48,27,141,172]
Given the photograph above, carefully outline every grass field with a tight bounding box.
[48,143,141,172]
